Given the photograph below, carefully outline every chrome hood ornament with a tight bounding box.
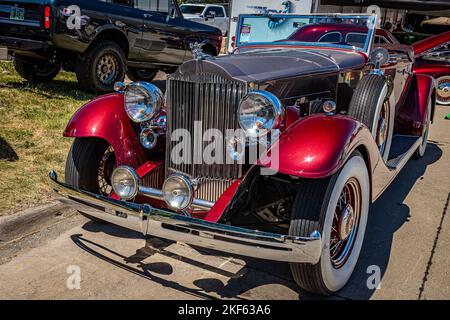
[190,41,211,60]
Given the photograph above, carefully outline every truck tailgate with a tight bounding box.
[0,0,50,40]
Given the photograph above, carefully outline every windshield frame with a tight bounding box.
[235,14,378,55]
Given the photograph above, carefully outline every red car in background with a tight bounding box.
[288,23,449,105]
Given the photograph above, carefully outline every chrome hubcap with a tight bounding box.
[338,204,355,241]
[96,54,119,85]
[330,178,361,269]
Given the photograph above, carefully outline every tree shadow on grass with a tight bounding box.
[0,137,18,161]
[0,80,93,101]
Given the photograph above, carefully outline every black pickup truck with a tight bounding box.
[0,0,222,93]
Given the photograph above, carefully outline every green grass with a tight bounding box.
[0,61,93,216]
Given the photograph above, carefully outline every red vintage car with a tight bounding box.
[49,14,450,295]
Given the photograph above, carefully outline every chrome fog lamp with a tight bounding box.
[323,100,337,114]
[238,90,282,138]
[162,174,194,211]
[125,82,164,123]
[111,166,139,200]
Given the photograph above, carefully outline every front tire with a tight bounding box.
[289,152,370,295]
[348,74,394,162]
[14,57,60,82]
[65,138,116,222]
[75,41,126,94]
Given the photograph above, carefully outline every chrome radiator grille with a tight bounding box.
[166,73,247,203]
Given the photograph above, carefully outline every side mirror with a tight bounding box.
[369,47,390,69]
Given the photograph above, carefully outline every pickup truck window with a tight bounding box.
[135,0,169,13]
[205,6,225,18]
[180,5,205,15]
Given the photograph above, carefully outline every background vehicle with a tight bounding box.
[227,0,317,52]
[0,0,222,93]
[50,14,448,295]
[180,3,229,35]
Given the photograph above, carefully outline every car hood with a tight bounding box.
[182,14,201,19]
[177,48,367,83]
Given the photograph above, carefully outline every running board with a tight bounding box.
[386,135,423,170]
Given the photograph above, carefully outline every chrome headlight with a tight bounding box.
[238,90,282,138]
[162,174,194,211]
[125,82,164,123]
[111,166,139,200]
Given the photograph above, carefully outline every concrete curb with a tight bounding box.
[0,202,76,245]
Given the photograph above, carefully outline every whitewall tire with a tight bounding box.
[289,152,370,295]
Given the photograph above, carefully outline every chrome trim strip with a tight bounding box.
[49,171,322,264]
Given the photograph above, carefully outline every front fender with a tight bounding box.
[259,114,379,179]
[64,93,147,168]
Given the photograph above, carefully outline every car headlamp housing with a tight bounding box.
[124,82,164,123]
[238,90,283,138]
[111,166,139,200]
[162,174,194,211]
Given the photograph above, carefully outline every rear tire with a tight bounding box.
[289,152,370,295]
[348,74,394,162]
[14,57,60,82]
[75,41,126,94]
[126,67,158,82]
[65,138,116,222]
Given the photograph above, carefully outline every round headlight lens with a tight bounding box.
[162,175,194,211]
[111,166,139,200]
[238,90,282,138]
[125,82,164,123]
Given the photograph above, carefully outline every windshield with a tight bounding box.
[236,14,377,53]
[180,5,205,15]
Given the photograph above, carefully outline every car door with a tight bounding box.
[134,0,185,65]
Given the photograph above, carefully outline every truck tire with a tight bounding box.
[75,41,126,94]
[13,57,60,82]
[127,67,158,82]
[289,151,370,295]
[65,138,116,222]
[348,74,394,162]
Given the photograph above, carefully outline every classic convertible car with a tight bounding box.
[50,14,449,295]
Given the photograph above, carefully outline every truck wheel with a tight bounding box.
[13,57,60,82]
[65,138,116,222]
[289,151,370,295]
[126,67,158,82]
[75,41,126,94]
[348,74,394,162]
[413,99,432,159]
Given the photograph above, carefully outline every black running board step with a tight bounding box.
[387,135,422,170]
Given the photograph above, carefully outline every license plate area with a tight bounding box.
[10,7,25,21]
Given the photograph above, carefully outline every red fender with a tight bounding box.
[414,63,450,79]
[258,114,378,180]
[413,31,450,58]
[64,93,147,168]
[396,73,435,136]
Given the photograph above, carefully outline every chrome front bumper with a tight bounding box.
[49,171,322,264]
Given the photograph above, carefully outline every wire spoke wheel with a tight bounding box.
[376,101,390,155]
[97,146,116,196]
[330,178,362,269]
